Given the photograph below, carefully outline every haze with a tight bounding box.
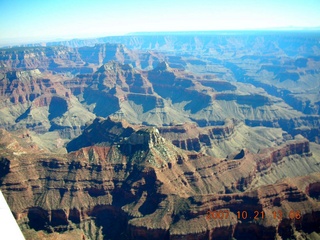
[1,0,320,45]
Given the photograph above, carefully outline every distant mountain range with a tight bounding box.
[1,28,320,48]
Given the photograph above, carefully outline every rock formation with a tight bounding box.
[0,69,94,138]
[0,43,163,73]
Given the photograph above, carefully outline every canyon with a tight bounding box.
[0,31,320,239]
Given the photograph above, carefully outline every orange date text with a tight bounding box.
[206,210,301,220]
[206,210,230,220]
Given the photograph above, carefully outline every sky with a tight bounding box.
[1,0,320,45]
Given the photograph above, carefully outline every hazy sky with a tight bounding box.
[1,0,320,44]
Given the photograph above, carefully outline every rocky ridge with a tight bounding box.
[0,43,163,73]
[68,117,288,158]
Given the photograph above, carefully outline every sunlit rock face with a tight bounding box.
[126,127,164,147]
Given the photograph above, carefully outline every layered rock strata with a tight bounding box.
[0,126,319,239]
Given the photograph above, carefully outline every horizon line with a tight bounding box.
[1,27,320,48]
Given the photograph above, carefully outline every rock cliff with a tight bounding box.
[0,43,163,73]
[0,69,94,138]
